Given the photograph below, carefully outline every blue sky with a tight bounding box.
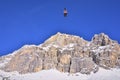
[0,0,120,56]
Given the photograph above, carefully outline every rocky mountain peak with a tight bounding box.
[43,32,88,47]
[0,32,120,74]
[91,33,117,46]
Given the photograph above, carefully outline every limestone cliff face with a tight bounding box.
[90,33,120,68]
[0,32,120,74]
[91,33,117,46]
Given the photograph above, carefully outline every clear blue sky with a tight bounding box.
[0,0,120,56]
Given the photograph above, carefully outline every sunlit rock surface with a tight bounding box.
[0,32,120,74]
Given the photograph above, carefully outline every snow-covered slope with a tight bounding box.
[0,68,120,80]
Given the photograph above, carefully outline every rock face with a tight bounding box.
[90,33,120,68]
[0,32,120,74]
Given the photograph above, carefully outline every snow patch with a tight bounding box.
[0,68,120,80]
[60,43,75,53]
[91,45,112,55]
[42,43,59,51]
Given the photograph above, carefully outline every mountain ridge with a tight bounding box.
[0,32,120,74]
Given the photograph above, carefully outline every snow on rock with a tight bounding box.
[91,45,112,55]
[0,45,38,68]
[42,43,59,51]
[0,32,120,77]
[60,43,75,53]
[0,55,13,68]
